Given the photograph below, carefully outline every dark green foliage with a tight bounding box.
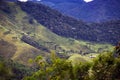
[1,49,120,80]
[0,61,13,80]
[92,53,115,80]
[0,0,11,14]
[73,62,91,80]
[18,1,120,44]
[113,58,120,79]
[10,62,33,80]
[24,53,74,80]
[24,50,120,80]
[24,53,91,80]
[91,51,120,80]
[114,42,120,57]
[0,57,34,80]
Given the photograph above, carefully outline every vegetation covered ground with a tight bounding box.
[0,1,113,65]
[0,43,120,80]
[23,44,120,80]
[0,1,120,80]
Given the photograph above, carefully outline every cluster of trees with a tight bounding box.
[18,1,120,45]
[0,43,120,80]
[24,48,120,80]
[0,57,34,80]
[24,53,90,80]
[0,40,120,80]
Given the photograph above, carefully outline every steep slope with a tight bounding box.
[18,1,120,45]
[0,1,113,64]
[0,1,49,65]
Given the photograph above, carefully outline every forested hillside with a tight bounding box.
[40,0,120,22]
[0,0,114,65]
[0,44,120,80]
[18,1,120,45]
[0,0,120,80]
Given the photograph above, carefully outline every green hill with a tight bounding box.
[19,1,120,45]
[0,1,113,65]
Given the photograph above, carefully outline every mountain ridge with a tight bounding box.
[0,1,114,63]
[0,1,114,65]
[40,0,120,22]
[18,1,120,45]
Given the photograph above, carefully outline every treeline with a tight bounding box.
[0,43,120,80]
[18,1,120,45]
[24,43,120,80]
[0,52,120,80]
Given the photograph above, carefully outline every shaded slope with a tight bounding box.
[0,1,113,63]
[18,1,120,45]
[41,0,120,22]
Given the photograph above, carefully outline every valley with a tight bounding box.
[0,0,120,80]
[0,1,114,64]
[19,1,120,45]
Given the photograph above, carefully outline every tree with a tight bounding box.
[92,52,116,80]
[23,52,91,80]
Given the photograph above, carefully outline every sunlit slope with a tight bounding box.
[0,1,114,63]
[68,54,91,66]
[0,25,47,65]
